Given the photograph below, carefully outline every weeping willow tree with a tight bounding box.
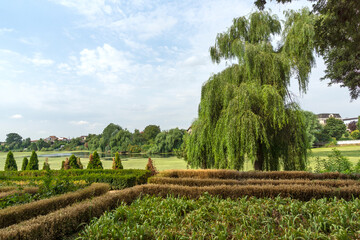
[186,9,316,171]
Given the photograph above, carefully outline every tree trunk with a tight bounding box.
[254,144,264,171]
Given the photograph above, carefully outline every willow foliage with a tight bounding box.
[186,9,315,171]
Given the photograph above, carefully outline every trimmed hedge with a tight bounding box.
[0,187,38,200]
[2,182,360,239]
[0,183,109,229]
[158,170,360,180]
[149,177,360,188]
[0,169,151,189]
[0,187,16,193]
[0,186,143,240]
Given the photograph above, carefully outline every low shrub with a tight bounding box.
[0,187,38,200]
[158,169,360,180]
[149,177,360,188]
[78,194,360,239]
[0,183,109,229]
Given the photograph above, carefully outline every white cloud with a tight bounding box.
[10,114,23,119]
[70,120,89,125]
[27,53,54,67]
[0,28,14,34]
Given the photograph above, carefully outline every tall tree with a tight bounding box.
[4,151,17,171]
[26,151,39,170]
[255,0,360,99]
[323,117,346,140]
[186,9,315,171]
[143,125,161,143]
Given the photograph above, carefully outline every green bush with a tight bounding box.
[351,130,360,140]
[21,157,28,171]
[87,151,103,169]
[26,151,39,170]
[314,148,353,173]
[4,151,17,171]
[68,154,81,169]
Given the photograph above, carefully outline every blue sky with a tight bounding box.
[0,0,359,141]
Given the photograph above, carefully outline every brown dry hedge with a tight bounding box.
[2,183,360,239]
[158,169,360,180]
[0,187,39,200]
[149,177,360,188]
[0,183,109,229]
[0,187,16,193]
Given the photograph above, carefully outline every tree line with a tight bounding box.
[1,124,186,154]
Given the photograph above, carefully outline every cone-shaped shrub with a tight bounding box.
[87,151,103,169]
[61,158,70,170]
[4,151,17,171]
[146,157,158,176]
[42,158,50,170]
[68,154,80,169]
[112,152,123,170]
[77,157,83,169]
[26,151,39,170]
[21,157,28,171]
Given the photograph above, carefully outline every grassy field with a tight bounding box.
[0,151,188,171]
[0,145,359,171]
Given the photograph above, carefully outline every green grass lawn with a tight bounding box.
[0,151,188,171]
[1,145,359,172]
[308,145,360,169]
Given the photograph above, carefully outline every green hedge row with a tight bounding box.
[158,170,360,180]
[0,183,109,229]
[0,187,38,200]
[0,169,151,189]
[0,169,148,177]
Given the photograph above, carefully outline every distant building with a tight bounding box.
[58,137,69,142]
[317,113,342,125]
[45,136,58,143]
[80,135,87,142]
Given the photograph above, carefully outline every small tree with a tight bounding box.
[357,116,360,131]
[112,152,123,170]
[348,121,358,132]
[87,151,103,169]
[68,154,80,169]
[324,117,347,140]
[4,151,17,171]
[21,157,28,171]
[26,151,39,170]
[42,158,51,170]
[77,157,83,169]
[145,157,158,176]
[351,130,360,140]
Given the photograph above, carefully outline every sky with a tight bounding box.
[0,0,359,141]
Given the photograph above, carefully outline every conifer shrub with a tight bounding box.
[61,158,70,170]
[112,152,123,170]
[87,151,103,169]
[4,151,17,171]
[26,151,39,170]
[145,157,158,176]
[68,154,80,169]
[21,157,28,171]
[77,158,83,169]
[42,158,50,171]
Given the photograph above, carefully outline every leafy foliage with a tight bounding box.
[26,151,39,170]
[78,194,360,239]
[4,151,17,171]
[87,151,103,169]
[112,152,123,170]
[42,158,50,171]
[255,0,360,99]
[323,117,346,140]
[68,154,81,169]
[351,130,360,140]
[143,125,161,142]
[187,10,315,170]
[347,121,358,132]
[314,148,353,173]
[21,157,28,171]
